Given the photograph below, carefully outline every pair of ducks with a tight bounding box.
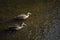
[8,12,31,31]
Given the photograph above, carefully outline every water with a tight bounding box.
[0,0,60,40]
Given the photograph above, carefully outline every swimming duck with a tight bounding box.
[8,22,27,31]
[15,12,31,20]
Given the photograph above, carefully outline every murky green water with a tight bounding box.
[0,0,60,40]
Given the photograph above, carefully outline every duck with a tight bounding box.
[15,12,31,20]
[8,22,27,31]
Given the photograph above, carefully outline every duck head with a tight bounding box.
[27,12,31,15]
[22,22,27,26]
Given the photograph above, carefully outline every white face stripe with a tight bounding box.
[22,22,27,26]
[27,12,31,15]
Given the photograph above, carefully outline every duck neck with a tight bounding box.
[26,13,29,16]
[21,24,24,27]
